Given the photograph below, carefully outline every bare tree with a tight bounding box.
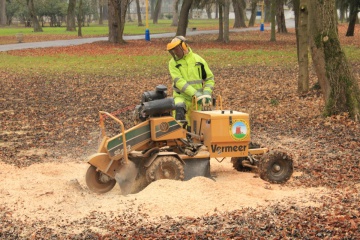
[270,0,276,41]
[171,0,180,26]
[205,2,213,19]
[276,0,287,33]
[78,0,83,37]
[127,1,133,22]
[233,0,247,28]
[296,0,309,94]
[346,0,360,36]
[0,0,6,26]
[223,0,230,43]
[108,0,129,43]
[176,0,193,36]
[135,0,144,26]
[67,0,77,31]
[263,0,271,23]
[153,0,162,24]
[27,0,43,32]
[99,0,104,24]
[248,0,258,27]
[217,0,224,41]
[309,0,360,121]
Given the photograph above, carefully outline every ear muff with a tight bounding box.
[181,41,188,52]
[175,36,188,52]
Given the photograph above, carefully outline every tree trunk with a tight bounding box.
[153,0,162,24]
[127,2,132,22]
[233,0,247,28]
[176,0,192,36]
[215,1,218,19]
[346,0,359,37]
[0,0,6,26]
[338,0,346,23]
[217,1,224,42]
[99,2,104,24]
[206,3,212,19]
[264,0,271,22]
[248,0,257,27]
[297,0,309,94]
[294,0,299,56]
[171,0,179,26]
[78,0,83,37]
[308,0,360,121]
[67,0,77,31]
[270,0,276,41]
[135,0,143,26]
[276,0,287,33]
[109,0,129,44]
[150,0,156,19]
[27,0,43,32]
[224,0,230,43]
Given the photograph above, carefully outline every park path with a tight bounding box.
[0,19,296,52]
[0,26,271,52]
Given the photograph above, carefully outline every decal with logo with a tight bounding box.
[229,120,249,141]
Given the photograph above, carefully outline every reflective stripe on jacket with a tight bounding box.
[169,48,215,101]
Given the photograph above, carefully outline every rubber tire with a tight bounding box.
[146,156,184,183]
[231,142,261,172]
[259,151,293,184]
[86,165,116,193]
[231,157,252,172]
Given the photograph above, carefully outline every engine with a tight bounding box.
[134,85,175,122]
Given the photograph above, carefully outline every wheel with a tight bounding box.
[146,156,184,183]
[86,165,116,193]
[258,151,293,184]
[231,142,261,172]
[231,157,253,172]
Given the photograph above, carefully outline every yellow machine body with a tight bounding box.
[191,110,250,158]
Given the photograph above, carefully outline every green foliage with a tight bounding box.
[270,99,279,106]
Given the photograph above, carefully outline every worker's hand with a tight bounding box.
[194,92,203,104]
[202,92,212,104]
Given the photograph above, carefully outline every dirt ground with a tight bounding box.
[1,27,360,238]
[0,157,329,236]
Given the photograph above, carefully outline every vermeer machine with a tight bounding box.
[85,85,293,195]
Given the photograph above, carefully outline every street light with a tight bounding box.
[145,0,150,41]
[260,0,264,31]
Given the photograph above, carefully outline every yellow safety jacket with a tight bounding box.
[168,48,215,101]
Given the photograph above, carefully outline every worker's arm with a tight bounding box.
[169,60,198,97]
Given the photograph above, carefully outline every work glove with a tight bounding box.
[194,92,203,104]
[202,92,212,105]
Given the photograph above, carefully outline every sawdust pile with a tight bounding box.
[0,158,327,235]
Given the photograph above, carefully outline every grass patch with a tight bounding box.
[343,46,360,61]
[200,48,297,68]
[0,52,170,77]
[0,19,232,37]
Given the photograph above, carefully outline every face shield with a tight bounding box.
[168,44,185,61]
[167,37,188,61]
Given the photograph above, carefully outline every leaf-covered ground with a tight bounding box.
[1,25,360,238]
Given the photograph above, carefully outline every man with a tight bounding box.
[167,36,215,129]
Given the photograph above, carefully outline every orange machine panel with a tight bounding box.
[191,110,250,158]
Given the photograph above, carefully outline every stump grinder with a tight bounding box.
[85,85,293,195]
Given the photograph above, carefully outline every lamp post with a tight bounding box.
[260,0,264,31]
[145,0,150,40]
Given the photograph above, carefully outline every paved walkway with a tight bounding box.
[0,26,272,52]
[0,18,295,52]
